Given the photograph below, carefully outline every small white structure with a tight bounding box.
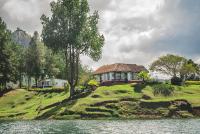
[36,79,67,88]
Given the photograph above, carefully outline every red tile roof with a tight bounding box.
[93,63,147,75]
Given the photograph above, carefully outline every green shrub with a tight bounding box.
[153,84,175,96]
[185,81,200,85]
[88,79,99,87]
[133,83,146,93]
[87,79,99,90]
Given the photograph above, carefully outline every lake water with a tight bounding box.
[0,119,200,134]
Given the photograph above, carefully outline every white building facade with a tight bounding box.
[93,63,147,83]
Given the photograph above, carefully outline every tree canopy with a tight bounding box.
[150,54,186,77]
[150,54,199,81]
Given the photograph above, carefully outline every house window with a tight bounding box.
[116,73,121,80]
[121,73,126,80]
[132,73,135,80]
[112,73,115,79]
[107,73,110,80]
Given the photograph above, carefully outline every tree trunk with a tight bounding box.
[75,51,79,86]
[68,45,75,97]
[28,76,31,90]
[35,78,38,88]
[70,85,75,98]
[19,72,22,88]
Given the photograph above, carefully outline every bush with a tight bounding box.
[133,83,146,93]
[88,79,99,87]
[185,81,200,85]
[171,77,184,86]
[87,79,99,90]
[153,84,175,96]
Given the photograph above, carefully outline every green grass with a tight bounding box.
[1,83,200,119]
[30,87,65,91]
[0,89,69,119]
[142,85,200,106]
[68,84,141,113]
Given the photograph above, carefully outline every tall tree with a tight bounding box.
[150,54,186,78]
[41,0,104,97]
[44,49,61,78]
[0,17,13,91]
[25,31,45,88]
[9,43,26,88]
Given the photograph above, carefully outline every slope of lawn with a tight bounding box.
[0,89,69,119]
[142,85,200,107]
[0,83,200,119]
[39,83,200,119]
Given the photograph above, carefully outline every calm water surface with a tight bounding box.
[0,119,200,134]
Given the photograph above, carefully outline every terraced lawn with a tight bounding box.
[1,84,200,119]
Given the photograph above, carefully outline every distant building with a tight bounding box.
[34,79,67,88]
[93,63,147,84]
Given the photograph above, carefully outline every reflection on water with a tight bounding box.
[0,119,200,134]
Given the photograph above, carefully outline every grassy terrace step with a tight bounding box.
[85,107,114,114]
[90,100,119,107]
[80,112,112,118]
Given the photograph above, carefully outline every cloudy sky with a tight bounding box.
[0,0,200,70]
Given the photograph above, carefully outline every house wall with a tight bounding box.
[95,75,100,82]
[102,73,106,81]
[36,79,67,88]
[37,80,51,88]
[128,72,132,81]
[54,79,67,87]
[121,72,126,80]
[110,72,114,80]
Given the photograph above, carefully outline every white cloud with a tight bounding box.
[0,0,200,70]
[0,0,52,33]
[81,0,200,69]
[3,0,40,22]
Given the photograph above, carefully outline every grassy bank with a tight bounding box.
[0,84,200,120]
[0,89,68,119]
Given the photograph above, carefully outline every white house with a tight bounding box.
[36,79,67,88]
[93,63,147,83]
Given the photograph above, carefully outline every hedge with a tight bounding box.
[185,81,200,85]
